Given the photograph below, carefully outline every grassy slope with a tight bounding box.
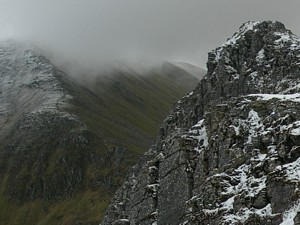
[0,67,199,225]
[65,69,197,154]
[0,176,111,225]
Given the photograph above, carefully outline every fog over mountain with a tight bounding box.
[0,0,299,73]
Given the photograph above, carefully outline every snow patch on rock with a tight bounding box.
[187,119,209,152]
[280,199,300,225]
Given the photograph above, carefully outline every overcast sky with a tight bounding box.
[0,0,299,72]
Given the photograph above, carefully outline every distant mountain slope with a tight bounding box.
[64,65,200,155]
[0,40,200,225]
[170,61,206,80]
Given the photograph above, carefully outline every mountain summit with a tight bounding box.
[101,21,300,225]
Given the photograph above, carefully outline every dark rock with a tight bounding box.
[101,21,300,225]
[294,212,300,225]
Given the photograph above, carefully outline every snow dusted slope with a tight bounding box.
[101,21,300,225]
[0,40,89,202]
[0,40,73,138]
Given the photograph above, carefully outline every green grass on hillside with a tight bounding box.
[0,67,199,225]
[65,71,196,154]
[0,176,111,225]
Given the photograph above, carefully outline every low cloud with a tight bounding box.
[0,0,299,74]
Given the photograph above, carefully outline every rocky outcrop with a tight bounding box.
[101,21,300,225]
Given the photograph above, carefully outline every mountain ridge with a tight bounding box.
[169,61,206,80]
[0,40,201,225]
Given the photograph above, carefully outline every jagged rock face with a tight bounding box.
[101,21,300,225]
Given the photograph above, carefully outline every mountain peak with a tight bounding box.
[206,20,300,97]
[223,21,260,46]
[210,20,298,63]
[221,21,289,49]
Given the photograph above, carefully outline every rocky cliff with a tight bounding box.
[101,21,300,225]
